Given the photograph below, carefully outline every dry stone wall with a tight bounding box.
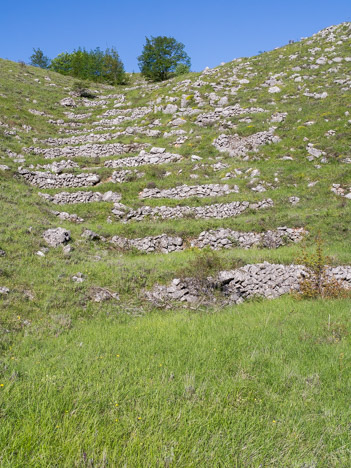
[115,199,273,221]
[24,142,145,159]
[140,184,239,200]
[18,169,100,189]
[104,149,182,169]
[39,190,121,205]
[147,263,351,305]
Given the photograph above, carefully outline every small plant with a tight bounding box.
[179,248,222,282]
[72,81,95,98]
[296,235,348,299]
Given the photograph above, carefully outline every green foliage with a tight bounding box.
[175,63,190,76]
[50,47,126,85]
[71,81,95,98]
[138,36,191,82]
[296,235,349,299]
[29,48,50,69]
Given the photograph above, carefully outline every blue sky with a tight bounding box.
[1,0,350,72]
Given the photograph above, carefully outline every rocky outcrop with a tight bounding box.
[140,184,239,199]
[115,199,273,221]
[18,169,100,188]
[43,227,71,247]
[39,190,121,205]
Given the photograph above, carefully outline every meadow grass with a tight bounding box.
[1,297,350,467]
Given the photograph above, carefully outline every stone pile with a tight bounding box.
[39,190,121,205]
[104,148,182,169]
[18,168,100,189]
[146,262,351,305]
[111,234,184,253]
[24,142,145,160]
[213,130,280,157]
[116,199,273,221]
[140,183,239,200]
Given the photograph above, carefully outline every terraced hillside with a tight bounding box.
[1,23,351,466]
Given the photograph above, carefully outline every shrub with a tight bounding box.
[296,235,348,299]
[175,63,190,76]
[72,81,96,98]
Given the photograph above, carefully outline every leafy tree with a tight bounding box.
[102,47,126,85]
[30,48,50,69]
[138,36,191,82]
[50,52,72,75]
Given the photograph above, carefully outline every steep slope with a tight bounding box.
[0,22,351,311]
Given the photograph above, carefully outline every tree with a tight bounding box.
[30,48,50,69]
[138,36,191,82]
[49,47,126,85]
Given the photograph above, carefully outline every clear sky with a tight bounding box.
[1,0,350,72]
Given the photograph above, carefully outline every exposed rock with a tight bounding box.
[39,190,121,205]
[60,97,77,107]
[52,211,84,223]
[191,227,307,250]
[117,199,273,221]
[140,184,239,199]
[213,129,280,157]
[72,272,84,283]
[289,196,300,205]
[196,104,265,127]
[0,287,10,295]
[111,234,183,253]
[111,169,144,183]
[104,149,182,169]
[25,142,146,160]
[18,168,100,189]
[146,263,351,306]
[43,227,71,247]
[90,287,119,302]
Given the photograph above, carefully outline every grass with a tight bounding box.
[1,22,351,467]
[1,297,351,467]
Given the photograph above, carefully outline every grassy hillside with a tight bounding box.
[0,22,351,466]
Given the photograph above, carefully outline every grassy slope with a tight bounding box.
[0,22,351,466]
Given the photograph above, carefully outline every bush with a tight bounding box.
[175,63,190,76]
[71,81,96,98]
